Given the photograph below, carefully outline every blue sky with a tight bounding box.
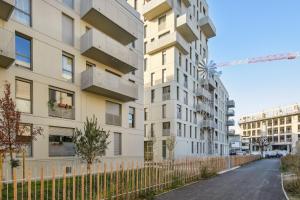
[207,0,300,123]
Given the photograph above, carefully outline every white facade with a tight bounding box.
[0,0,144,168]
[128,0,234,160]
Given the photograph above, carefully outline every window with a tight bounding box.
[128,107,135,128]
[49,127,75,157]
[63,0,74,9]
[179,53,182,66]
[144,42,147,54]
[191,141,194,154]
[15,34,31,68]
[144,108,148,121]
[151,89,155,103]
[162,86,170,101]
[86,62,95,69]
[106,101,122,126]
[151,123,155,137]
[162,51,166,65]
[144,25,147,38]
[176,68,180,83]
[184,91,188,105]
[144,141,153,161]
[162,104,166,118]
[184,124,186,137]
[14,0,31,26]
[62,52,74,82]
[177,104,182,119]
[162,140,167,159]
[177,86,179,100]
[17,124,33,157]
[162,69,167,83]
[177,122,182,136]
[62,14,74,46]
[144,58,147,72]
[151,73,154,86]
[49,88,74,119]
[158,15,166,31]
[184,74,188,88]
[114,132,122,156]
[162,122,170,136]
[16,78,32,113]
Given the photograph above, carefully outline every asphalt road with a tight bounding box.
[155,159,286,200]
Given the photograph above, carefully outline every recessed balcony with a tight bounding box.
[182,0,191,7]
[81,67,139,102]
[146,32,188,55]
[80,29,138,74]
[196,103,210,114]
[196,88,211,99]
[0,0,14,21]
[227,119,235,126]
[199,16,216,39]
[200,119,217,129]
[228,129,235,135]
[0,28,15,68]
[227,100,235,108]
[176,14,198,42]
[80,0,138,45]
[227,109,235,117]
[143,0,173,20]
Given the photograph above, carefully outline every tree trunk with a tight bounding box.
[9,150,13,179]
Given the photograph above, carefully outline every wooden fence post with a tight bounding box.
[13,169,17,200]
[81,166,84,200]
[63,167,66,200]
[40,166,44,200]
[103,163,107,200]
[97,165,100,200]
[89,166,93,200]
[73,168,76,200]
[116,162,119,200]
[27,170,31,200]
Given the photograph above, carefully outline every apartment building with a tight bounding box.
[0,0,144,166]
[239,104,300,154]
[128,0,235,160]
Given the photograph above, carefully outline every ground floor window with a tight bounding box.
[17,123,33,157]
[49,127,75,157]
[144,141,153,161]
[114,132,122,156]
[162,140,166,159]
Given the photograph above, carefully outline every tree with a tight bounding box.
[73,116,110,172]
[0,82,43,176]
[258,136,269,158]
[166,136,176,162]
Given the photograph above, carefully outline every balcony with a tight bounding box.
[143,0,173,20]
[147,32,188,55]
[0,28,15,68]
[48,105,75,120]
[227,109,235,117]
[182,0,191,7]
[200,120,217,129]
[198,16,216,39]
[81,0,138,45]
[200,76,216,89]
[81,67,139,102]
[0,0,14,21]
[227,100,235,108]
[81,29,138,74]
[227,119,235,126]
[228,129,235,135]
[176,14,198,42]
[196,103,210,114]
[196,88,211,99]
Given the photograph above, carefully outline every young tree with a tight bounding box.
[166,136,176,162]
[0,82,43,176]
[73,116,110,172]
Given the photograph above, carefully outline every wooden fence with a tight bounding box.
[0,155,260,200]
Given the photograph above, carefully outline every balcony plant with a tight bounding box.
[48,99,56,111]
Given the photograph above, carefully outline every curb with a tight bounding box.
[281,173,290,200]
[218,166,240,174]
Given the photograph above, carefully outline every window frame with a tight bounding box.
[15,78,33,114]
[15,33,32,69]
[14,0,32,26]
[62,52,74,83]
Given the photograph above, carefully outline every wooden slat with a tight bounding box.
[52,167,55,200]
[40,166,44,200]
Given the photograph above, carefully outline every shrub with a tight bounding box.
[201,166,217,179]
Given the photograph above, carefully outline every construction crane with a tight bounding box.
[198,51,300,78]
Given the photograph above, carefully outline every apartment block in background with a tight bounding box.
[128,0,235,160]
[0,0,144,170]
[239,104,300,154]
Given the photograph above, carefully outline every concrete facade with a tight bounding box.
[0,0,144,168]
[239,103,300,154]
[128,0,234,160]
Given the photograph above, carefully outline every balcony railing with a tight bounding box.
[0,27,15,68]
[228,129,235,135]
[227,119,235,126]
[176,13,198,42]
[80,29,138,74]
[143,0,173,20]
[0,0,14,21]
[81,0,138,45]
[105,113,121,126]
[227,109,235,116]
[198,16,216,39]
[48,105,75,120]
[199,120,217,129]
[81,67,138,102]
[196,88,211,99]
[227,100,235,108]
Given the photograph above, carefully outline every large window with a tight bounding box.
[151,123,154,137]
[62,52,74,82]
[16,78,32,113]
[151,89,155,103]
[114,132,122,156]
[162,122,170,136]
[106,101,122,126]
[162,86,170,101]
[162,104,166,119]
[162,69,167,83]
[49,88,75,119]
[15,34,31,68]
[14,0,31,26]
[49,127,75,157]
[62,13,74,46]
[17,123,33,157]
[128,107,135,128]
[162,51,166,65]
